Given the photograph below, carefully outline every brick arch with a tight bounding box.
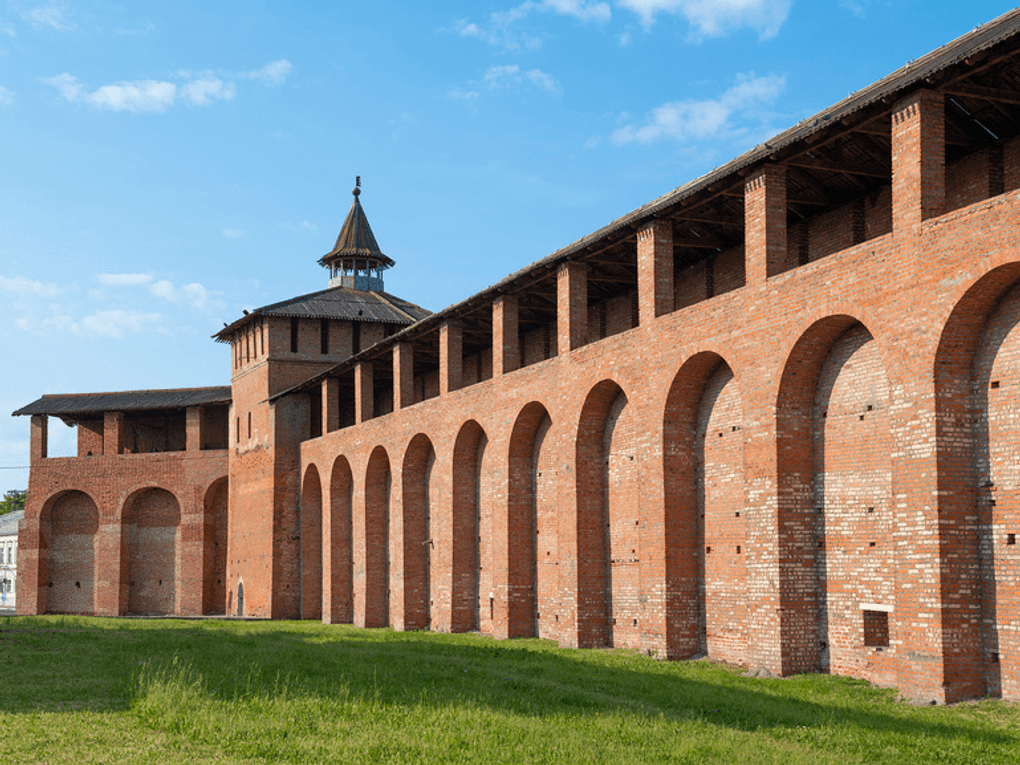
[775,314,891,677]
[575,380,640,649]
[326,455,354,624]
[359,446,390,628]
[401,433,435,631]
[501,402,552,639]
[451,420,487,633]
[202,476,228,615]
[122,487,181,615]
[935,261,1020,700]
[662,351,743,660]
[300,464,323,620]
[41,489,99,615]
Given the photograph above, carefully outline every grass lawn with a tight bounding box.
[0,615,1016,764]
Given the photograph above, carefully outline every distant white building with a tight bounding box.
[0,509,23,610]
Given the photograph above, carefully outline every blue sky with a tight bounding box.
[1,0,1015,493]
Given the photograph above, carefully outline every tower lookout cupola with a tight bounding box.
[319,178,395,291]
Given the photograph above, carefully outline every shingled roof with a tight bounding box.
[319,184,395,270]
[214,286,430,341]
[13,386,232,419]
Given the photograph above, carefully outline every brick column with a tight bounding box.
[103,411,124,455]
[393,343,414,410]
[440,322,463,395]
[493,295,519,376]
[745,164,787,285]
[637,219,674,323]
[355,362,373,424]
[892,89,945,232]
[30,415,47,463]
[322,377,340,434]
[186,406,201,452]
[557,262,588,353]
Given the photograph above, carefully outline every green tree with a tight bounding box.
[0,490,26,515]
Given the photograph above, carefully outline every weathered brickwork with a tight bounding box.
[17,12,1020,707]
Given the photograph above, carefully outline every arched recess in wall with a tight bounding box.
[327,455,354,624]
[576,380,640,649]
[361,446,391,628]
[506,402,552,639]
[452,420,487,633]
[43,490,99,615]
[776,315,892,677]
[123,487,181,616]
[402,434,436,631]
[300,465,323,621]
[202,477,229,615]
[663,352,745,662]
[935,262,1020,699]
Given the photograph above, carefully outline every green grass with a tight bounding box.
[0,616,1016,763]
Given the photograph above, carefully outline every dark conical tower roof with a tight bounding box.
[318,180,395,270]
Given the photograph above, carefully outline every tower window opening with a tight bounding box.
[321,318,330,354]
[290,318,299,353]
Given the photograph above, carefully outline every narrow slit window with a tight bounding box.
[290,317,299,353]
[321,318,330,354]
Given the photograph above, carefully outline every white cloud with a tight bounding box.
[244,59,292,86]
[77,310,161,338]
[0,275,61,296]
[0,86,12,107]
[17,309,160,338]
[23,2,76,31]
[44,71,242,113]
[543,0,611,21]
[447,87,480,102]
[453,0,610,53]
[483,65,558,93]
[611,71,785,145]
[283,221,317,231]
[150,279,215,310]
[180,77,236,106]
[42,72,83,102]
[222,228,246,239]
[97,273,153,286]
[1,22,15,37]
[617,0,791,38]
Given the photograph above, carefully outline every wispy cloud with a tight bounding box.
[447,87,480,103]
[221,228,246,240]
[179,76,236,106]
[453,0,609,52]
[616,0,791,38]
[243,59,292,86]
[1,21,16,37]
[611,71,785,144]
[43,59,286,113]
[150,280,214,310]
[0,86,13,107]
[483,65,558,93]
[0,275,61,296]
[282,221,317,232]
[22,2,76,32]
[97,273,152,286]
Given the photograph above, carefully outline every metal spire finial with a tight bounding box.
[353,176,361,197]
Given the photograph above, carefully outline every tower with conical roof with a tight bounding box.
[319,177,395,291]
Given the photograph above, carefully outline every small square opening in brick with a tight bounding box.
[1008,533,1016,546]
[736,545,741,554]
[991,380,1001,389]
[705,546,711,554]
[863,610,889,648]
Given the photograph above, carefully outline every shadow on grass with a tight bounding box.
[0,614,1013,753]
